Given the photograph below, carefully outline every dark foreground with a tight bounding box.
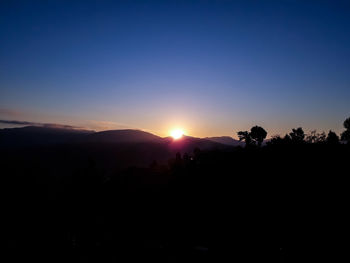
[2,142,349,262]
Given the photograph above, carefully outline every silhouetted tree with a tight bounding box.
[250,126,267,146]
[318,131,326,144]
[237,131,253,147]
[344,117,350,129]
[306,130,317,144]
[306,130,326,144]
[289,127,305,144]
[341,117,350,144]
[283,134,292,144]
[341,130,350,144]
[267,135,284,146]
[326,130,339,145]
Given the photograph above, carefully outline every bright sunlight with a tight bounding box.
[170,129,184,140]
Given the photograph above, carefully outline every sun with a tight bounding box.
[170,129,184,140]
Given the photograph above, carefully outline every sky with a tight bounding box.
[1,0,350,138]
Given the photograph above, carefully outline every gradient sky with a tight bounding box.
[1,0,350,138]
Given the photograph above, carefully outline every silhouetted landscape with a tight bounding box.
[2,117,350,262]
[2,1,350,262]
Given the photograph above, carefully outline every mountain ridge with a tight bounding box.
[0,126,234,150]
[205,136,243,146]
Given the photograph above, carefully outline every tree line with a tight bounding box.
[237,116,350,147]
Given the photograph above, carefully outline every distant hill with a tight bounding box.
[83,129,163,144]
[0,126,165,147]
[0,126,93,147]
[205,136,243,147]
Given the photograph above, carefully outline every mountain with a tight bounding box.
[0,126,231,150]
[205,136,243,147]
[83,129,163,144]
[0,127,166,147]
[0,126,93,147]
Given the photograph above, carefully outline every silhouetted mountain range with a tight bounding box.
[0,126,231,169]
[0,126,229,149]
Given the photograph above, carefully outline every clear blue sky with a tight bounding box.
[1,0,349,137]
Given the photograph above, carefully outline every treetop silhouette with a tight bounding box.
[250,126,267,147]
[289,127,305,143]
[326,130,339,145]
[341,117,350,144]
[237,125,267,147]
